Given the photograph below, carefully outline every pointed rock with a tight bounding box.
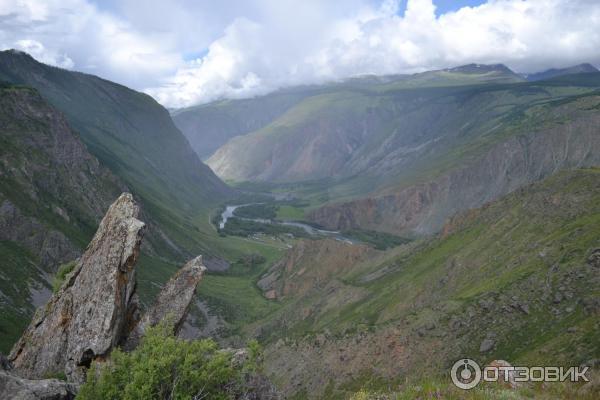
[9,193,145,383]
[124,256,206,350]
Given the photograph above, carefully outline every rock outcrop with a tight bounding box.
[4,191,210,398]
[0,370,76,400]
[124,255,207,350]
[9,193,145,383]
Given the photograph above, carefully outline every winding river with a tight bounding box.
[219,204,354,243]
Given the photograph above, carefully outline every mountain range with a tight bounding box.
[174,63,600,239]
[1,52,599,399]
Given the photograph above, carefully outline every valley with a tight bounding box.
[1,50,599,399]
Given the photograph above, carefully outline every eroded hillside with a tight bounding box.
[0,84,124,351]
[248,169,600,398]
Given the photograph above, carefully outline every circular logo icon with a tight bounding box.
[451,358,481,389]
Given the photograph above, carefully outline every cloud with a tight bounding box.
[148,0,600,108]
[1,0,600,108]
[13,39,74,68]
[0,0,181,88]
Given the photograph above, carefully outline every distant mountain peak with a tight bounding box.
[524,63,599,81]
[1,49,36,62]
[446,63,516,75]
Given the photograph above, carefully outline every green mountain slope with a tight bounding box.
[206,69,595,185]
[250,168,600,398]
[308,86,600,235]
[0,84,124,351]
[172,90,313,159]
[199,68,600,237]
[0,50,234,262]
[173,64,523,162]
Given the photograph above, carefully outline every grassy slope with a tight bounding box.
[172,65,517,161]
[0,241,45,352]
[0,50,234,261]
[194,235,289,340]
[250,169,600,397]
[172,90,315,159]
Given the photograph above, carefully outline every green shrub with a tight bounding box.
[52,260,77,293]
[342,229,410,250]
[77,323,262,400]
[237,253,267,268]
[233,204,278,220]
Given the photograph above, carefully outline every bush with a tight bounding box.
[237,253,267,268]
[77,323,263,400]
[233,204,278,220]
[52,260,77,293]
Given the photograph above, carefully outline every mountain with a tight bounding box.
[205,64,527,183]
[525,63,599,81]
[172,90,313,159]
[0,50,234,262]
[200,67,600,237]
[309,85,600,235]
[251,168,600,398]
[173,63,522,163]
[0,83,124,351]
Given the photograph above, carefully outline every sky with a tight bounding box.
[1,0,599,108]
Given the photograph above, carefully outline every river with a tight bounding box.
[219,204,354,243]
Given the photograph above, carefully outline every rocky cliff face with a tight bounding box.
[309,94,600,235]
[0,84,126,352]
[258,239,375,301]
[5,193,208,395]
[9,194,145,383]
[0,85,124,267]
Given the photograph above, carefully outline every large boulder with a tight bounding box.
[0,370,76,400]
[8,193,145,383]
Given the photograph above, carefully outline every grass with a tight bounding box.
[194,236,287,336]
[233,203,278,219]
[0,241,44,353]
[276,205,305,220]
[342,229,411,250]
[52,260,77,293]
[348,376,599,400]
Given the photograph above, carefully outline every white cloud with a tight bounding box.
[148,0,600,107]
[13,39,74,68]
[1,0,600,108]
[0,0,181,88]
